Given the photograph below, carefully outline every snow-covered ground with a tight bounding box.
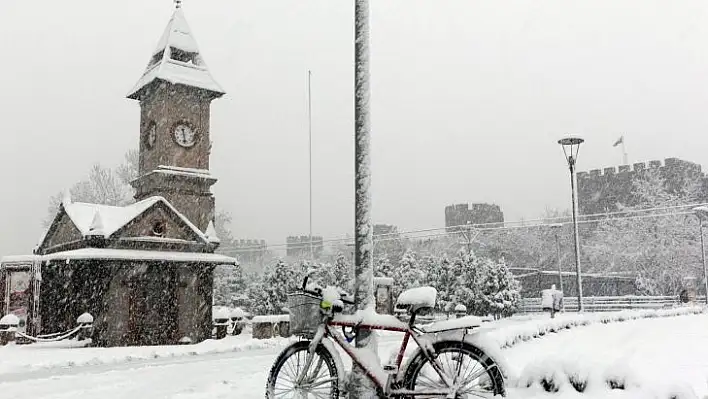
[0,311,706,398]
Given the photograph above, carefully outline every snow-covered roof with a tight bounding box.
[42,248,236,264]
[0,255,37,264]
[153,7,199,55]
[57,196,208,244]
[127,8,224,99]
[64,197,158,238]
[204,221,220,244]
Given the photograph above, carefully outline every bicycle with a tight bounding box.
[265,274,506,398]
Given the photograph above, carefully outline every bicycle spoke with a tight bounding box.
[269,344,337,399]
[405,346,500,398]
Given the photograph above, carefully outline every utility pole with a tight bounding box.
[308,70,314,262]
[352,0,376,397]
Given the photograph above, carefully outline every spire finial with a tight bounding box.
[175,0,182,9]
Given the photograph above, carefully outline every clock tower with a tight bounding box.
[127,3,225,232]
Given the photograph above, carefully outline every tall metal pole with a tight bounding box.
[569,159,584,311]
[308,70,314,262]
[352,0,376,397]
[700,222,708,305]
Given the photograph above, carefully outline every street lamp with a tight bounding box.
[693,206,708,304]
[549,223,564,296]
[558,136,584,311]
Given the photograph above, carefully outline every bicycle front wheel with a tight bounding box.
[401,341,505,398]
[265,340,340,399]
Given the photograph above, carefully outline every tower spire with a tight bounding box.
[127,1,224,100]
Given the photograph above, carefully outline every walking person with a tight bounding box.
[551,285,564,316]
[541,285,554,318]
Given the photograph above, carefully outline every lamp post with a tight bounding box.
[558,136,584,311]
[549,223,564,296]
[693,206,708,304]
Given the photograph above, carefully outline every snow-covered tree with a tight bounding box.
[427,255,459,313]
[213,264,249,307]
[452,250,489,316]
[331,253,354,292]
[374,253,394,279]
[44,150,138,226]
[250,260,298,315]
[392,250,425,299]
[479,258,521,319]
[584,168,702,295]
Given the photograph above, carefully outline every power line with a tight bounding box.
[218,205,702,253]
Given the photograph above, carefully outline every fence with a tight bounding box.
[519,295,706,313]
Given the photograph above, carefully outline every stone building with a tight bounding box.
[445,203,504,231]
[1,4,236,346]
[228,239,268,266]
[577,158,708,215]
[286,236,324,259]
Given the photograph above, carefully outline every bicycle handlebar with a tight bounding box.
[300,274,355,305]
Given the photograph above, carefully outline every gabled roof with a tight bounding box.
[64,197,162,238]
[127,7,224,99]
[40,196,210,249]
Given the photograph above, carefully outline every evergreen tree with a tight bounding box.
[392,250,425,299]
[252,260,298,315]
[479,258,521,319]
[332,254,354,292]
[429,255,459,313]
[374,254,394,279]
[452,250,488,316]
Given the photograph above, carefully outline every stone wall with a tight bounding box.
[286,235,324,258]
[577,158,708,215]
[445,203,504,231]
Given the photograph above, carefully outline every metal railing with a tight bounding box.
[519,295,706,313]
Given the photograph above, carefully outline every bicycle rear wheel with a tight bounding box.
[265,340,340,399]
[401,341,505,398]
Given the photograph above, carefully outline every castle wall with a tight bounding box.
[577,158,708,215]
[286,235,324,258]
[445,203,504,231]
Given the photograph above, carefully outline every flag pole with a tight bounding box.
[621,137,628,165]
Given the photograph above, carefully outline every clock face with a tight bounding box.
[173,123,196,148]
[145,123,156,149]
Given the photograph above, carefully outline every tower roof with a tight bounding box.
[127,6,225,100]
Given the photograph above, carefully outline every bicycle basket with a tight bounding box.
[287,292,322,337]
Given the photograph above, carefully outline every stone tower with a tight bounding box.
[127,4,225,232]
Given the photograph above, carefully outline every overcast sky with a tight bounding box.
[2,0,708,255]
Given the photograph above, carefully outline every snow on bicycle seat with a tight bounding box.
[395,286,437,314]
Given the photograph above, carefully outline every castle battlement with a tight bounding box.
[234,239,267,248]
[577,158,702,180]
[444,202,504,230]
[576,157,707,215]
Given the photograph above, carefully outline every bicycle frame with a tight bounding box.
[297,314,461,397]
